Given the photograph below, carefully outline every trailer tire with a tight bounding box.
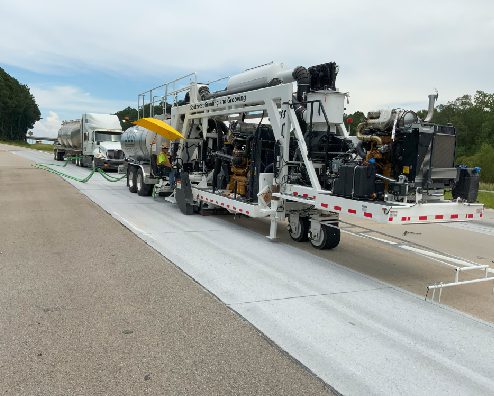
[289,216,310,242]
[136,168,152,196]
[128,166,138,193]
[310,223,340,250]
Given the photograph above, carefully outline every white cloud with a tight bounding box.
[1,0,493,113]
[27,84,130,138]
[31,111,61,138]
[30,84,129,114]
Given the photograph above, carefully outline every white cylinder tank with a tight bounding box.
[226,63,294,94]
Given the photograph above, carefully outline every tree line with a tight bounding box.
[0,67,40,141]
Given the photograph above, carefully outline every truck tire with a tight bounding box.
[128,166,138,193]
[289,216,310,242]
[137,168,152,196]
[310,223,340,250]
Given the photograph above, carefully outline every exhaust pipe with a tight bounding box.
[424,92,438,122]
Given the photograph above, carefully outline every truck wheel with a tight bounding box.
[137,168,152,196]
[310,223,340,250]
[128,166,138,193]
[289,216,310,242]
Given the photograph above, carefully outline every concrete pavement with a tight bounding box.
[7,145,494,395]
[0,145,333,395]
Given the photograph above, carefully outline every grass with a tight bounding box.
[0,139,54,152]
[480,182,494,192]
[444,188,494,209]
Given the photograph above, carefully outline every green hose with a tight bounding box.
[33,158,127,184]
[34,163,96,183]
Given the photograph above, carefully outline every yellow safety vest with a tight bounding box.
[157,152,168,165]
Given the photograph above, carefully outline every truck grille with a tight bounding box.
[107,149,125,160]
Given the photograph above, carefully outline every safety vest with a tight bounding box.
[157,152,168,165]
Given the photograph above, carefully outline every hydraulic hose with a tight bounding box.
[292,66,310,103]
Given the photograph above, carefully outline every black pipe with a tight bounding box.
[292,66,310,104]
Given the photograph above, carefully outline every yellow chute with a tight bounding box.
[133,118,184,141]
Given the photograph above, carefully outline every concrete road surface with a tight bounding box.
[4,145,494,395]
[0,146,333,395]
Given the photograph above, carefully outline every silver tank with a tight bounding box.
[226,63,294,95]
[121,125,164,161]
[58,120,81,148]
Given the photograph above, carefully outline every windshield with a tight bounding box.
[95,131,121,142]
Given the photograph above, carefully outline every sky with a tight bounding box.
[1,0,493,138]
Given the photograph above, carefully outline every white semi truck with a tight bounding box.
[121,62,483,249]
[54,113,125,170]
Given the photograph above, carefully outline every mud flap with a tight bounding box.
[175,172,194,215]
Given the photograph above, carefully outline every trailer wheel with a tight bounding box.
[289,216,310,242]
[310,223,340,250]
[137,168,152,196]
[128,166,137,193]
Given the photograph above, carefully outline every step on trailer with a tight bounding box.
[124,61,483,249]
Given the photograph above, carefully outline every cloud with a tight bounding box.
[1,0,493,113]
[31,111,61,138]
[30,84,129,114]
[28,84,130,138]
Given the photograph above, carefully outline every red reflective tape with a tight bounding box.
[302,193,308,198]
[246,211,250,215]
[435,215,444,220]
[334,205,342,211]
[226,205,230,208]
[388,217,394,222]
[221,203,224,206]
[466,213,473,219]
[401,217,408,221]
[320,203,328,208]
[419,216,428,221]
[293,192,299,196]
[450,214,458,219]
[239,208,243,212]
[348,209,356,214]
[480,212,483,218]
[364,212,372,218]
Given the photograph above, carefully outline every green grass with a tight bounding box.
[480,182,494,192]
[477,191,494,209]
[444,189,494,209]
[0,139,54,152]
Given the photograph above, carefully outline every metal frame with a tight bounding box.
[160,81,483,239]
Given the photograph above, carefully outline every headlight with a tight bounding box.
[94,152,105,159]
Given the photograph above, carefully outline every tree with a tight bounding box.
[0,67,41,141]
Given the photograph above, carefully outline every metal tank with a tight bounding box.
[58,120,81,148]
[226,63,294,94]
[121,125,164,161]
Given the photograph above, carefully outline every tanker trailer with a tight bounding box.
[121,124,175,196]
[54,113,125,170]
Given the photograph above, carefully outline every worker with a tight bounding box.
[157,143,176,187]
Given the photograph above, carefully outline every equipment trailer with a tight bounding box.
[123,62,483,249]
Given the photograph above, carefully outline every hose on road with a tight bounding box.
[33,159,127,184]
